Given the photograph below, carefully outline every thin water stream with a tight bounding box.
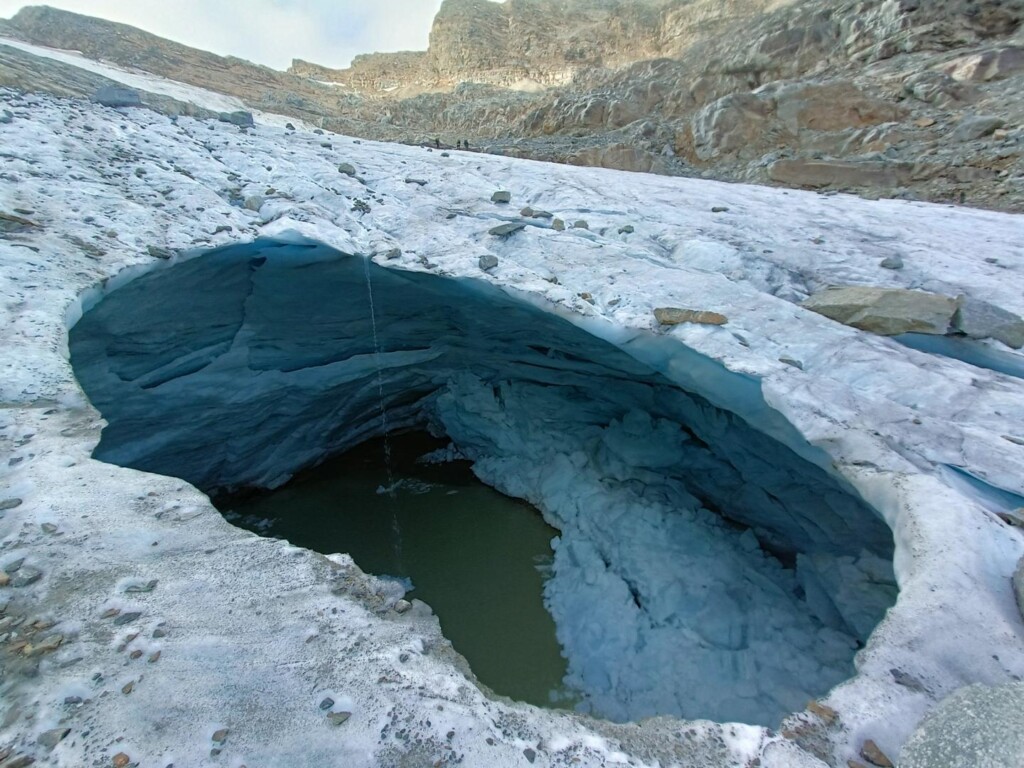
[363,255,403,570]
[221,432,578,709]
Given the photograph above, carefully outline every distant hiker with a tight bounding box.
[463,139,470,150]
[434,137,440,149]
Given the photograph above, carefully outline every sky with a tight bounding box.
[0,1,477,70]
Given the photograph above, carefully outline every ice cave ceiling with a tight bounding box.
[68,239,898,726]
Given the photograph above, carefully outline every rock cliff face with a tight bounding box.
[2,1,1024,211]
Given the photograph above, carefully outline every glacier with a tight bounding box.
[2,78,1024,768]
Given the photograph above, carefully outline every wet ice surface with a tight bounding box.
[220,432,577,710]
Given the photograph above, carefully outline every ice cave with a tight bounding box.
[68,238,898,728]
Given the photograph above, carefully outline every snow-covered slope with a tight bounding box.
[0,36,310,128]
[2,83,1024,768]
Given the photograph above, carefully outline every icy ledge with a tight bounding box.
[1,88,1023,767]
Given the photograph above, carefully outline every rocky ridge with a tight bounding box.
[3,1,1024,210]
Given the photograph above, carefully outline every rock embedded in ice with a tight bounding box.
[488,222,525,237]
[146,245,174,260]
[899,683,1024,768]
[879,255,904,269]
[394,599,412,613]
[572,219,589,229]
[618,224,634,233]
[10,566,42,587]
[91,86,142,108]
[218,110,255,128]
[654,307,729,326]
[859,739,893,767]
[32,727,70,749]
[952,296,1024,348]
[491,190,511,203]
[113,753,131,768]
[338,163,356,176]
[1014,557,1024,618]
[244,195,264,212]
[802,286,956,336]
[328,711,352,725]
[404,177,428,186]
[551,217,565,230]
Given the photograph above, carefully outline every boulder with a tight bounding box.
[899,683,1024,768]
[691,93,771,159]
[91,86,142,108]
[219,111,255,128]
[943,47,1024,82]
[768,159,913,189]
[488,222,526,237]
[952,116,1005,142]
[802,286,956,336]
[479,254,499,271]
[952,297,1024,349]
[338,163,357,176]
[654,308,728,326]
[491,191,511,204]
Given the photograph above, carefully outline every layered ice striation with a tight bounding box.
[69,238,897,726]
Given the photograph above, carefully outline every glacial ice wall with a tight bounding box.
[69,238,897,726]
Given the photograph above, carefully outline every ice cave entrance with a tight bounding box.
[69,238,899,727]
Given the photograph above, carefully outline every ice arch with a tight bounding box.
[69,238,897,726]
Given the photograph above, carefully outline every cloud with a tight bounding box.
[0,0,457,69]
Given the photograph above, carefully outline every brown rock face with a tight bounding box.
[772,82,904,134]
[3,0,1023,212]
[692,93,772,159]
[768,159,916,189]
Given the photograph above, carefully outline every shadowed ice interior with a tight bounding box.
[68,238,897,726]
